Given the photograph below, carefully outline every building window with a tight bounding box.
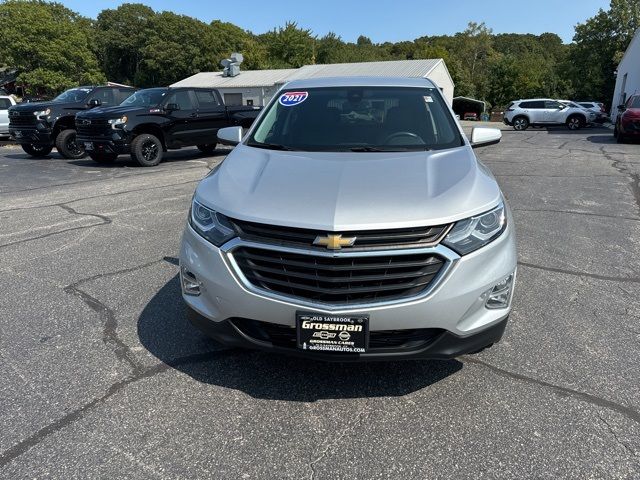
[224,93,243,106]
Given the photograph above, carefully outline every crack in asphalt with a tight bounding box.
[518,261,640,284]
[0,179,199,214]
[0,349,238,469]
[600,146,640,217]
[0,202,113,250]
[596,411,639,458]
[462,357,640,426]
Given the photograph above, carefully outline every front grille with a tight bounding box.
[76,118,111,138]
[9,112,36,127]
[232,247,445,305]
[234,319,443,351]
[229,218,451,250]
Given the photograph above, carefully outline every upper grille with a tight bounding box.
[76,118,111,138]
[232,246,445,305]
[229,218,451,251]
[9,112,36,127]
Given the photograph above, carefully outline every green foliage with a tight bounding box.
[0,0,105,94]
[260,22,315,68]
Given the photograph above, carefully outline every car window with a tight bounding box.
[520,101,545,109]
[52,88,92,103]
[166,90,194,110]
[579,103,593,109]
[121,88,168,107]
[194,90,220,108]
[116,88,135,104]
[544,101,563,109]
[88,89,115,106]
[628,96,640,108]
[249,86,462,152]
[0,98,11,109]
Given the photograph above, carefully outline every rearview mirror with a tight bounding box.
[470,127,502,149]
[165,103,180,111]
[88,98,101,108]
[217,126,243,146]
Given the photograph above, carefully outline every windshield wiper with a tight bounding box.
[247,142,296,151]
[349,146,432,152]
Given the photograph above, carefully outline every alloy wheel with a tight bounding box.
[142,140,159,162]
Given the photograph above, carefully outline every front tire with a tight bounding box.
[131,134,163,167]
[513,116,529,131]
[197,144,217,154]
[55,129,85,159]
[88,152,118,164]
[566,115,583,130]
[21,144,53,158]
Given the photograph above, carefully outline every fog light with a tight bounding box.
[485,274,514,309]
[181,267,201,296]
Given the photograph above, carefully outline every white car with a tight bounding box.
[0,95,16,136]
[504,98,596,131]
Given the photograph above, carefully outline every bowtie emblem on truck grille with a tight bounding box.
[313,234,357,250]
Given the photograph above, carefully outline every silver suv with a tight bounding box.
[504,98,596,131]
[180,77,517,361]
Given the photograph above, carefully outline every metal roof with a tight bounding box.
[170,59,445,89]
[283,76,437,89]
[288,59,443,80]
[171,69,298,88]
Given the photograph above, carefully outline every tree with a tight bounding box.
[0,0,104,94]
[95,3,155,85]
[260,22,315,68]
[570,0,640,101]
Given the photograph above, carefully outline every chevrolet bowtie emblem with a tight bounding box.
[313,234,357,250]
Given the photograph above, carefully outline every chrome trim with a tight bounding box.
[220,237,460,312]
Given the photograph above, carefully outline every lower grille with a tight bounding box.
[232,246,445,305]
[234,319,443,351]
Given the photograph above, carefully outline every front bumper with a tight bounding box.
[77,130,133,155]
[9,126,53,146]
[180,220,517,361]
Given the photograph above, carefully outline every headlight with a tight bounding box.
[33,108,51,119]
[189,199,236,247]
[108,116,128,129]
[443,201,506,255]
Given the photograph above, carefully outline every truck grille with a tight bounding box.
[9,112,37,127]
[229,218,451,250]
[232,247,445,305]
[76,118,110,138]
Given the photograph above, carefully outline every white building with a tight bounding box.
[172,59,455,106]
[612,28,640,122]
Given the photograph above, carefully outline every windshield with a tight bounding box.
[120,88,168,107]
[53,88,92,103]
[248,86,462,152]
[629,97,640,108]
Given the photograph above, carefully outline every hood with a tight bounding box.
[10,100,60,112]
[77,105,149,119]
[195,145,503,231]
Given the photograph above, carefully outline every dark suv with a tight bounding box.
[8,86,135,158]
[75,87,261,166]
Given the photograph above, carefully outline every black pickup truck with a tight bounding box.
[75,87,262,166]
[8,85,136,158]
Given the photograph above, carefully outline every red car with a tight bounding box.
[463,112,478,121]
[615,95,640,143]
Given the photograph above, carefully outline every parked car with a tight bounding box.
[614,94,640,143]
[463,112,478,121]
[8,85,136,158]
[0,95,17,137]
[504,98,596,131]
[577,101,608,121]
[180,77,517,362]
[75,87,262,166]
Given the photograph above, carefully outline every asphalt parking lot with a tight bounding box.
[1,125,639,479]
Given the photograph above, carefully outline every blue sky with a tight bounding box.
[60,0,609,43]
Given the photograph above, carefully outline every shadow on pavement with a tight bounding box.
[137,275,463,401]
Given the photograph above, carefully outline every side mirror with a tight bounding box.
[617,105,626,112]
[470,127,502,149]
[217,126,243,146]
[165,103,180,111]
[88,98,101,108]
[558,104,566,110]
